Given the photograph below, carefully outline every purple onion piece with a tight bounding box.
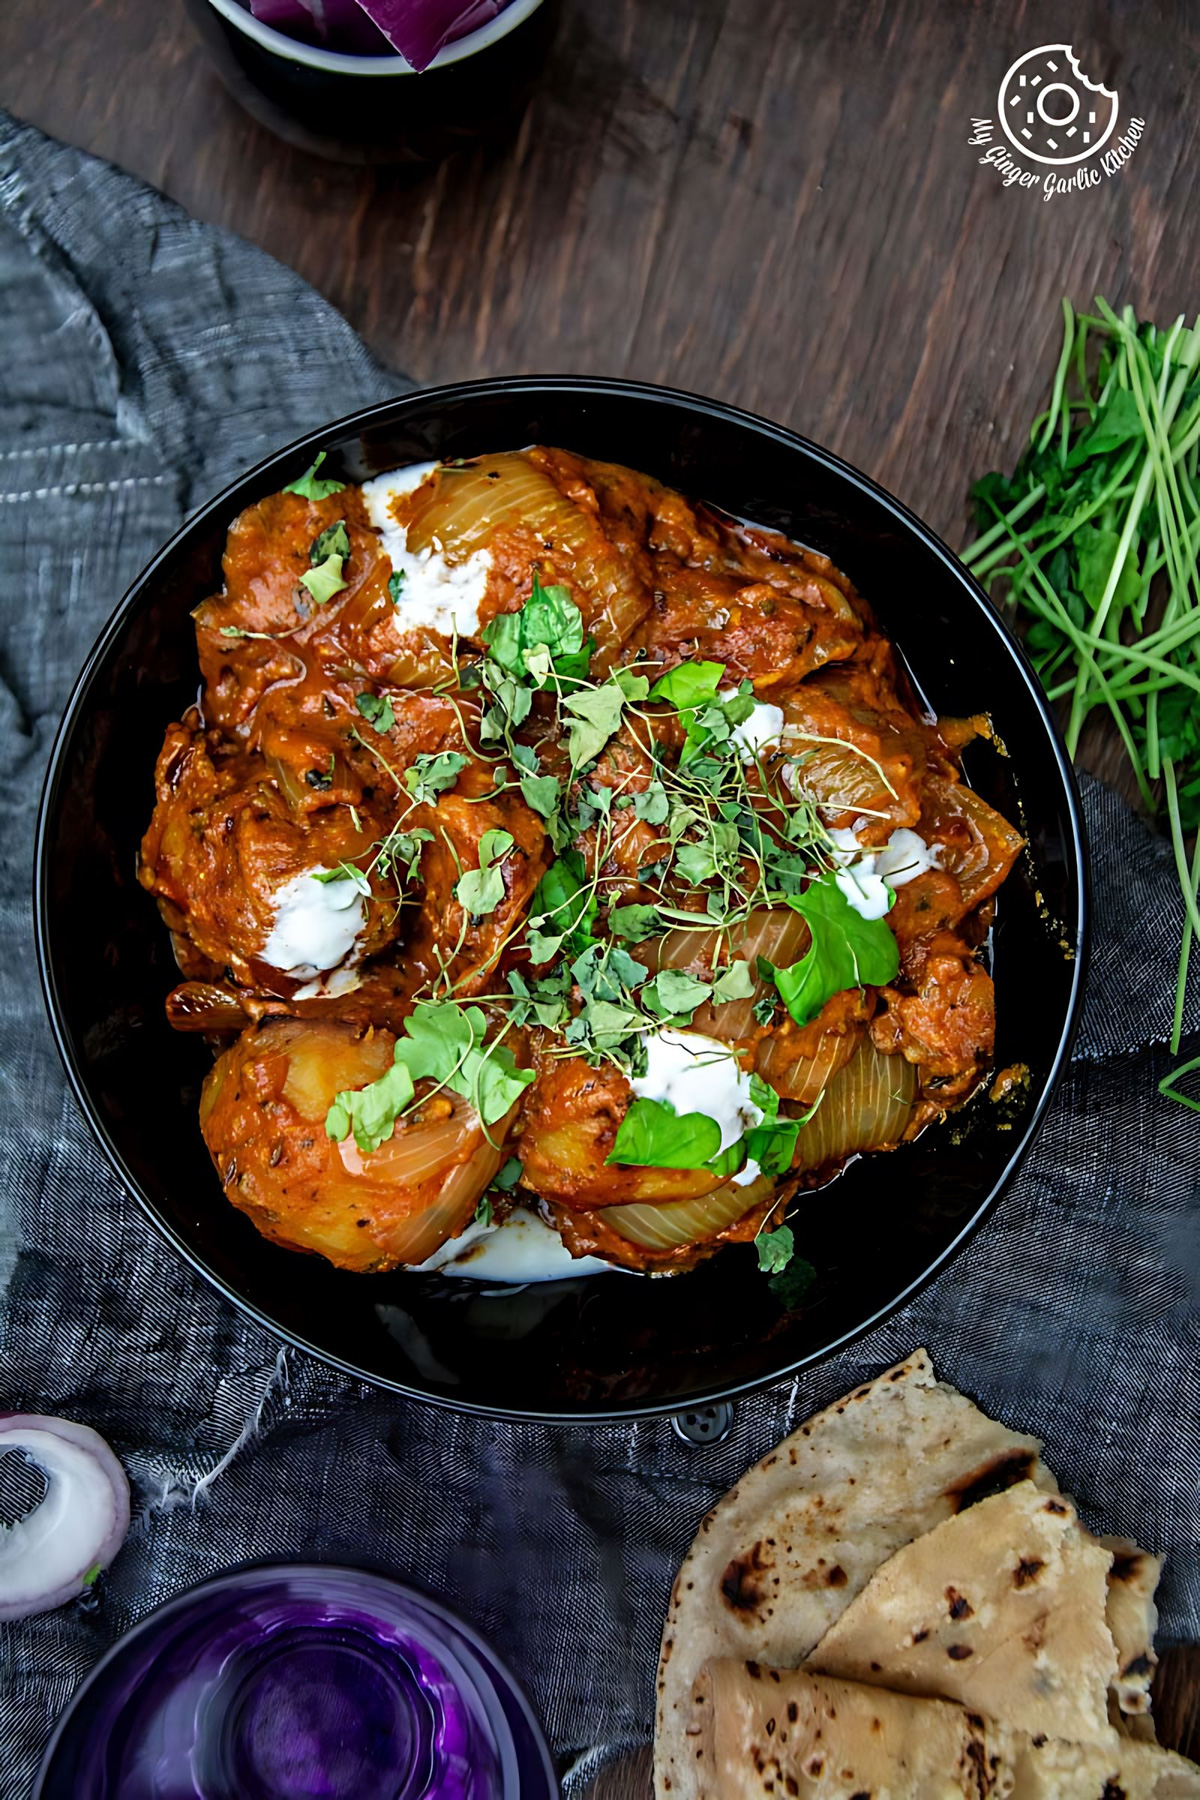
[352,0,509,69]
[0,1414,130,1621]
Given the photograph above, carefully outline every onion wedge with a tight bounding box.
[795,1040,916,1171]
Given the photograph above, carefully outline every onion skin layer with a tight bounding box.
[0,1415,130,1621]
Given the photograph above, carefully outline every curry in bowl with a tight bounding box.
[138,447,1022,1286]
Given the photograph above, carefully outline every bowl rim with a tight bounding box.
[32,1559,559,1797]
[33,373,1090,1423]
[202,0,545,75]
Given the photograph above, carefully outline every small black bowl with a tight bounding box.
[182,0,557,164]
[34,378,1087,1422]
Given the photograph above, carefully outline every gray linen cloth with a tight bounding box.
[1,111,1198,1798]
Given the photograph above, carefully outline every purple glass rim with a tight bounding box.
[203,0,544,75]
[34,1561,559,1800]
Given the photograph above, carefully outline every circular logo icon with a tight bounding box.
[998,44,1118,166]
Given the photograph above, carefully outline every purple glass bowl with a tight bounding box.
[34,1565,558,1800]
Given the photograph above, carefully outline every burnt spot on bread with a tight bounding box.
[947,1643,974,1660]
[912,1628,930,1644]
[1101,1784,1127,1800]
[1043,1498,1069,1515]
[827,1564,848,1587]
[1013,1557,1045,1588]
[946,1586,974,1620]
[1122,1654,1154,1678]
[786,1702,798,1723]
[721,1543,773,1613]
[1109,1550,1143,1583]
[945,1448,1038,1512]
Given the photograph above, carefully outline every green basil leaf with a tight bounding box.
[774,871,899,1027]
[713,960,755,1002]
[649,660,726,710]
[605,1096,723,1168]
[633,781,669,824]
[519,773,562,818]
[325,1059,416,1154]
[644,969,712,1020]
[530,850,597,958]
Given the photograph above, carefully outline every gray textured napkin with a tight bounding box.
[1,111,1198,1799]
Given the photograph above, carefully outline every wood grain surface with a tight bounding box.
[3,0,1197,1786]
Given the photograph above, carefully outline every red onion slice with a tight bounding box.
[0,1415,130,1620]
[353,0,509,69]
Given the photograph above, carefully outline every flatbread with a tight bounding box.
[1010,1734,1200,1798]
[690,1661,1014,1799]
[686,1661,1200,1800]
[1100,1536,1163,1725]
[654,1349,1053,1800]
[805,1480,1118,1746]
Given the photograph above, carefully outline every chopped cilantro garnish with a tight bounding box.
[388,570,406,605]
[299,553,347,606]
[754,1223,794,1274]
[282,451,346,500]
[455,828,514,918]
[356,691,396,733]
[310,519,350,565]
[405,751,468,804]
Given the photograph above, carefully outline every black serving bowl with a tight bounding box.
[35,379,1087,1422]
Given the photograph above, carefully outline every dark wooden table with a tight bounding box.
[4,0,1197,1784]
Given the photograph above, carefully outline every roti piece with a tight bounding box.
[687,1661,1200,1800]
[1100,1536,1163,1725]
[806,1480,1118,1746]
[655,1349,1054,1800]
[691,1661,1015,1799]
[1011,1734,1200,1798]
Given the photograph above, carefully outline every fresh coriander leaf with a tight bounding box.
[674,840,720,885]
[375,827,433,884]
[283,451,346,500]
[1065,388,1143,464]
[356,691,396,732]
[1075,524,1141,613]
[473,1194,495,1228]
[752,994,777,1026]
[455,828,514,917]
[527,927,565,962]
[520,773,562,818]
[774,871,899,1027]
[313,861,371,897]
[405,751,468,804]
[310,519,350,565]
[392,1000,534,1127]
[566,1000,644,1054]
[649,661,726,710]
[633,781,669,825]
[769,1255,816,1308]
[644,969,712,1020]
[605,1096,723,1168]
[563,682,627,768]
[754,1223,794,1274]
[493,1156,523,1192]
[299,553,347,605]
[713,960,755,1002]
[747,1072,779,1120]
[217,625,280,640]
[608,903,662,943]
[388,570,406,605]
[326,1058,416,1154]
[605,945,647,989]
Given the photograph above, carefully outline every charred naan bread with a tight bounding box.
[654,1349,1054,1800]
